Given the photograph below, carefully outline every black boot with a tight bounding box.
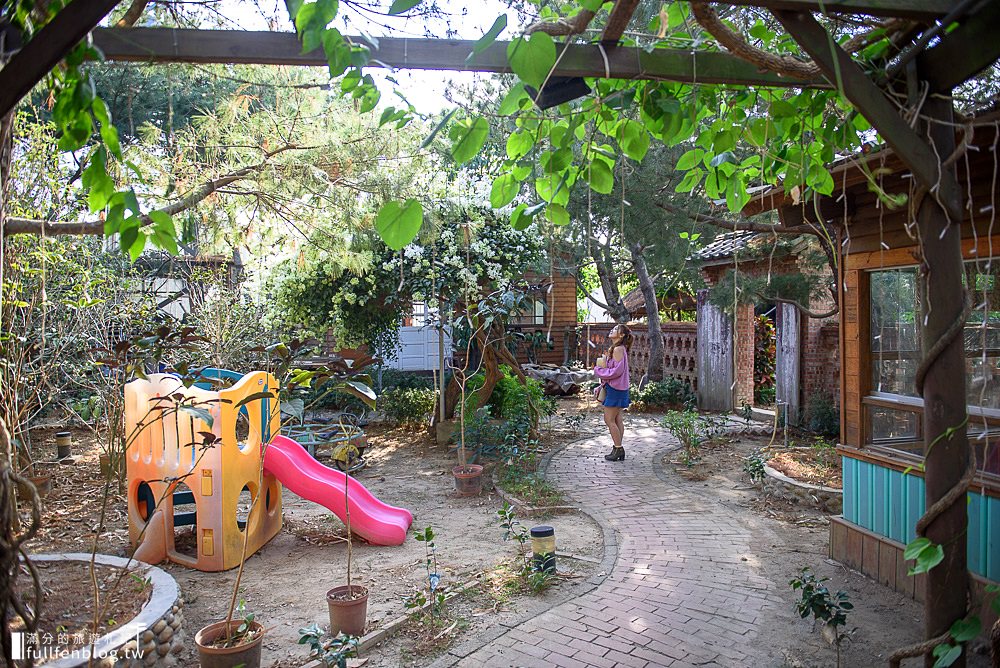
[604,447,625,461]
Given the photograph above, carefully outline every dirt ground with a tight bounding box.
[18,409,603,668]
[18,401,996,667]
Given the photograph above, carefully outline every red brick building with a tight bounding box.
[696,231,840,418]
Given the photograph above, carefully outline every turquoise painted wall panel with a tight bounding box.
[887,469,904,544]
[843,457,859,525]
[840,455,996,580]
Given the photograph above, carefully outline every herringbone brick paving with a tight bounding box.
[446,426,781,667]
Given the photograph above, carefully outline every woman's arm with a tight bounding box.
[594,359,625,381]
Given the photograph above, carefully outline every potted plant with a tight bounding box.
[327,415,369,636]
[195,601,265,668]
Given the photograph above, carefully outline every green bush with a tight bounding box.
[489,365,546,421]
[381,386,437,425]
[805,393,840,438]
[380,369,434,391]
[631,378,696,411]
[661,410,727,465]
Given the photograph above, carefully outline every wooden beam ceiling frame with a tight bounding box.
[710,0,953,20]
[92,27,829,88]
[772,9,965,223]
[600,0,641,44]
[0,0,123,118]
[915,0,1000,93]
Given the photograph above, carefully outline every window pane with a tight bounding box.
[870,405,920,442]
[965,261,1000,409]
[870,268,921,398]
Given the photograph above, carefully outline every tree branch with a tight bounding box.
[526,8,597,36]
[654,200,816,235]
[115,0,150,28]
[772,296,838,319]
[5,144,300,237]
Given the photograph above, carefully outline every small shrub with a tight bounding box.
[743,451,767,483]
[381,369,434,391]
[756,386,776,406]
[661,410,727,465]
[790,567,852,667]
[631,378,696,411]
[381,386,437,425]
[805,393,840,439]
[489,365,546,421]
[496,503,555,593]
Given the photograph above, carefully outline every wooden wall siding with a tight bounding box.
[577,322,697,388]
[842,456,999,580]
[776,302,801,425]
[697,289,735,411]
[830,516,999,631]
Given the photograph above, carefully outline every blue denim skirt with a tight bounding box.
[603,386,630,408]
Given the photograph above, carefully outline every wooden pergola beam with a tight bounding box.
[710,0,954,20]
[601,0,641,44]
[0,0,122,118]
[91,27,827,88]
[916,0,1000,93]
[772,9,964,222]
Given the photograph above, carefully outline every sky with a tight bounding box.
[222,0,520,112]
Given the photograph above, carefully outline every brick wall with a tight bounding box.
[700,253,841,412]
[576,322,697,388]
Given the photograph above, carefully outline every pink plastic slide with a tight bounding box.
[263,434,413,546]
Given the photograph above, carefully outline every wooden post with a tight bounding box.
[696,289,734,411]
[916,94,969,666]
[775,303,801,426]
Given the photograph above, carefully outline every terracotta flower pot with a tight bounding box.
[452,464,484,497]
[327,585,369,636]
[194,620,265,668]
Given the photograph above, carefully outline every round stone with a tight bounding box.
[156,642,171,656]
[142,651,158,667]
[152,619,167,634]
[169,615,182,630]
[141,630,154,643]
[158,626,173,643]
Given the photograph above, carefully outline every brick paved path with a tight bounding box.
[445,426,781,667]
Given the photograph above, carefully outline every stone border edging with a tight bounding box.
[25,553,181,668]
[426,436,621,668]
[762,463,843,513]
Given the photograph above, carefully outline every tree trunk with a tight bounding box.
[630,243,664,382]
[591,241,630,323]
[917,95,969,667]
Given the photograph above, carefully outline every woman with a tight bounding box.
[594,324,632,461]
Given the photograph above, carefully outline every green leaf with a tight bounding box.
[541,148,572,174]
[675,168,703,194]
[490,173,520,208]
[903,537,933,561]
[449,117,490,164]
[509,203,530,230]
[179,405,214,427]
[322,28,351,77]
[507,32,556,89]
[619,120,649,161]
[375,199,423,250]
[338,380,377,408]
[506,130,534,160]
[587,159,613,194]
[676,149,704,171]
[931,643,962,668]
[905,537,945,575]
[535,172,571,206]
[546,204,569,226]
[498,82,529,116]
[148,210,178,255]
[100,123,122,160]
[709,151,737,168]
[948,617,981,643]
[388,0,421,15]
[82,149,114,213]
[469,14,506,60]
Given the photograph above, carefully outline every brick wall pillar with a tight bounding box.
[734,303,755,407]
